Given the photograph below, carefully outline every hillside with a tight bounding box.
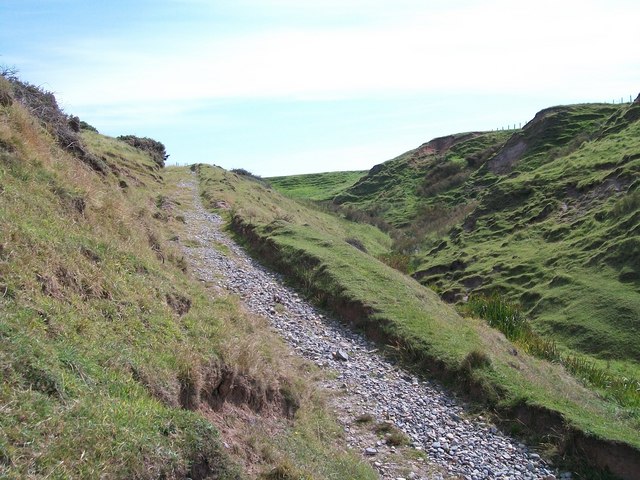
[0,73,376,479]
[328,103,640,380]
[197,164,640,479]
[267,170,366,202]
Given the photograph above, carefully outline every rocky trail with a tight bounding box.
[177,177,568,480]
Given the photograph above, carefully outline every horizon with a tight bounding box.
[2,0,638,176]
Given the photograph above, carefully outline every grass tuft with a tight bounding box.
[466,295,640,408]
[354,413,375,424]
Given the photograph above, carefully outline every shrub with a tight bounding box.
[466,294,529,342]
[385,430,410,447]
[345,237,367,253]
[230,168,271,188]
[373,422,410,446]
[461,349,492,371]
[5,71,107,173]
[79,120,98,132]
[377,252,411,273]
[118,135,168,168]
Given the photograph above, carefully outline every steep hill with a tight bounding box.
[0,73,375,479]
[331,102,640,379]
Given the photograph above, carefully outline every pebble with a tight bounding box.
[334,349,350,361]
[179,178,568,480]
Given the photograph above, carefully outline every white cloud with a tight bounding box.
[41,0,639,114]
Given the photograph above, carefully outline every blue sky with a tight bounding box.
[2,0,639,176]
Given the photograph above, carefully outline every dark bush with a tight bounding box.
[4,71,107,173]
[117,135,168,168]
[230,168,255,177]
[345,237,367,253]
[79,120,98,133]
[230,168,271,188]
[377,252,411,273]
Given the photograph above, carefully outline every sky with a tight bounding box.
[1,0,639,176]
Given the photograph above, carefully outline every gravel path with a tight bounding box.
[178,178,566,480]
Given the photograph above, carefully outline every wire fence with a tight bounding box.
[492,93,638,132]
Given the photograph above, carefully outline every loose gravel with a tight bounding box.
[178,178,568,480]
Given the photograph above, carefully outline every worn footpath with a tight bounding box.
[178,177,568,480]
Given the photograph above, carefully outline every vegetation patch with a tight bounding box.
[318,103,639,383]
[373,421,410,446]
[268,170,366,202]
[466,295,640,408]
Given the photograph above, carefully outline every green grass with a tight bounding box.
[318,103,639,381]
[466,294,534,343]
[200,166,392,258]
[253,102,640,475]
[333,131,513,228]
[0,77,377,479]
[412,110,640,374]
[268,170,366,202]
[0,110,239,477]
[260,404,377,480]
[465,295,640,408]
[195,163,640,471]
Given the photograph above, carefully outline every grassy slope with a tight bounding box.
[332,104,640,380]
[334,131,514,227]
[0,77,375,479]
[267,170,366,202]
[200,168,392,258]
[196,164,640,471]
[0,104,235,478]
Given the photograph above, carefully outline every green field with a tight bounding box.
[327,104,640,383]
[268,170,366,202]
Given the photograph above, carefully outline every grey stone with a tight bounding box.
[333,348,349,361]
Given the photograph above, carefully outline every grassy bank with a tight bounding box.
[268,170,366,202]
[465,295,639,409]
[0,92,237,477]
[0,74,376,479]
[196,163,640,479]
[325,104,639,385]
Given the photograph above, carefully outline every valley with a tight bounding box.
[271,103,640,381]
[1,69,638,479]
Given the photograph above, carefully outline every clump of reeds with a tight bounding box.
[466,294,640,408]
